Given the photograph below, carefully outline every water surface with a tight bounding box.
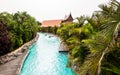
[21,33,75,75]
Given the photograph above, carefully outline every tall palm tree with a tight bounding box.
[79,0,120,75]
[97,0,120,74]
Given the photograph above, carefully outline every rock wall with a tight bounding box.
[0,34,39,65]
[59,41,69,52]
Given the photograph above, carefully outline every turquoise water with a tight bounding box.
[21,33,75,75]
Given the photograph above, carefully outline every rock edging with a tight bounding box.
[59,41,69,52]
[0,34,39,65]
[16,34,39,75]
[15,48,29,75]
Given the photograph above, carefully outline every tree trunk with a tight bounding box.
[97,47,108,75]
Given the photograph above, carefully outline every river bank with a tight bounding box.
[0,34,39,75]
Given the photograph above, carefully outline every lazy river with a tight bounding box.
[21,33,75,75]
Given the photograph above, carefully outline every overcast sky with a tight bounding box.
[0,0,119,22]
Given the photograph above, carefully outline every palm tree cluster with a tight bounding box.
[71,0,120,75]
[40,0,120,75]
[0,12,38,56]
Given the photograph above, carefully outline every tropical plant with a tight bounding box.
[0,21,12,56]
[0,11,38,53]
[76,16,86,27]
[77,0,120,75]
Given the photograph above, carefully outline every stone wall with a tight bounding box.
[59,41,69,52]
[0,34,39,65]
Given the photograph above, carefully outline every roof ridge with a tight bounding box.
[43,19,62,22]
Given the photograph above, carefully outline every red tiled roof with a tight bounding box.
[41,20,62,27]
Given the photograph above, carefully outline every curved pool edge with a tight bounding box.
[16,49,30,75]
[17,34,39,75]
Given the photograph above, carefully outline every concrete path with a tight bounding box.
[0,51,27,75]
[0,35,38,75]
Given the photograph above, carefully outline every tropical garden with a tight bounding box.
[0,0,120,75]
[0,12,38,56]
[40,0,120,75]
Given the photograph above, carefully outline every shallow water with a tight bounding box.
[21,33,75,75]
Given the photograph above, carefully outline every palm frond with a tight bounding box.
[102,63,120,74]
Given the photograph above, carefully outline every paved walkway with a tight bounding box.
[0,35,38,75]
[0,51,28,75]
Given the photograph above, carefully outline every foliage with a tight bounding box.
[0,21,12,56]
[0,11,38,55]
[39,26,58,34]
[52,0,120,75]
[5,0,119,75]
[75,0,120,75]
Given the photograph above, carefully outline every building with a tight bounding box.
[62,13,73,24]
[41,13,73,27]
[42,20,62,27]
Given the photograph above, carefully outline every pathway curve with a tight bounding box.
[0,51,27,75]
[0,35,38,75]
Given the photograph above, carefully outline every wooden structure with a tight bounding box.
[41,13,73,27]
[62,13,73,24]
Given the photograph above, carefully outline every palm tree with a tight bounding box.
[76,16,86,27]
[80,0,120,75]
[97,0,120,74]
